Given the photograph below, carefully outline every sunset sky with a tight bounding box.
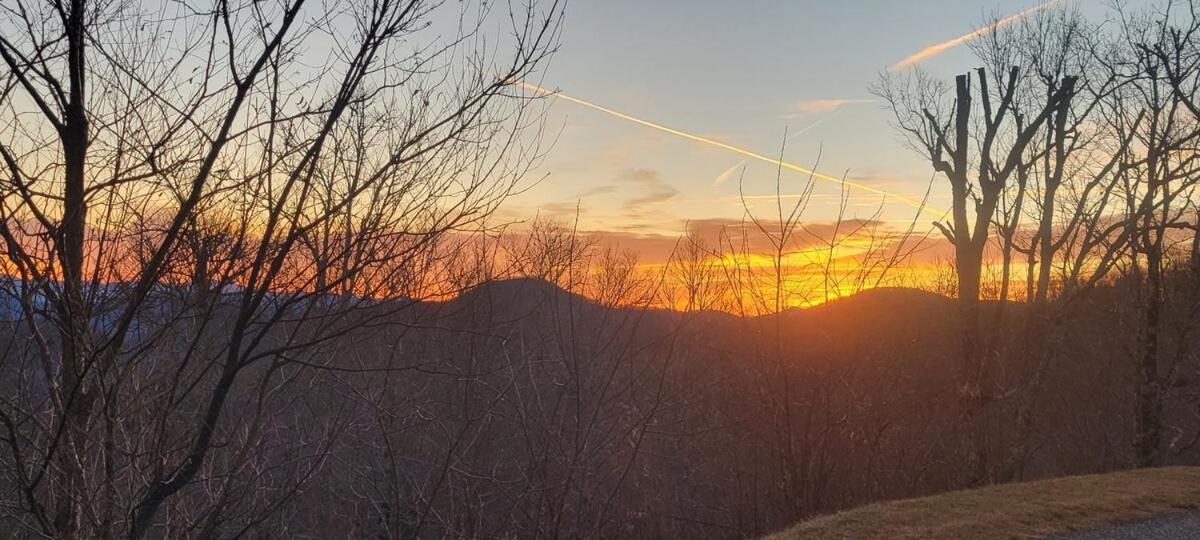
[499,0,1128,264]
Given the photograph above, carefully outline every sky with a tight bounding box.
[497,0,1130,262]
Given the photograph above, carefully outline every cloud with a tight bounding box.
[684,218,886,251]
[587,230,683,262]
[629,191,678,205]
[620,168,678,206]
[539,201,583,216]
[534,185,617,218]
[516,80,944,217]
[580,185,617,197]
[784,98,874,117]
[576,217,938,267]
[890,0,1060,70]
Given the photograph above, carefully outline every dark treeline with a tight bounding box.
[4,265,1192,537]
[2,0,1200,538]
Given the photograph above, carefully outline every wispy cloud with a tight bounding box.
[784,98,874,117]
[622,168,678,206]
[583,218,895,265]
[890,0,1060,70]
[714,161,746,188]
[580,185,617,197]
[539,201,583,216]
[516,81,946,217]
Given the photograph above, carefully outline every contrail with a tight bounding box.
[713,161,746,187]
[786,107,843,141]
[517,81,945,218]
[890,0,1060,70]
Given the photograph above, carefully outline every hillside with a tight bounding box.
[3,277,1197,538]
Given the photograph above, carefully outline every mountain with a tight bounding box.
[4,276,1193,538]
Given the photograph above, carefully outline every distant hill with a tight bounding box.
[3,276,1189,538]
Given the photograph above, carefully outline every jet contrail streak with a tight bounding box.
[890,0,1060,70]
[786,107,843,141]
[518,81,945,218]
[714,161,746,187]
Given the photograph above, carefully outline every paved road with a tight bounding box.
[1053,511,1200,539]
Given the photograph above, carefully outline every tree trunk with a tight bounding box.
[53,1,91,535]
[1135,245,1164,468]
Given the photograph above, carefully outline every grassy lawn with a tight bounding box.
[766,467,1200,539]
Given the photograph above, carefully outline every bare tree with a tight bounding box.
[878,3,1200,478]
[1110,0,1200,467]
[875,41,1077,407]
[0,0,561,536]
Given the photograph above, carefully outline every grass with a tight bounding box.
[765,467,1200,539]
